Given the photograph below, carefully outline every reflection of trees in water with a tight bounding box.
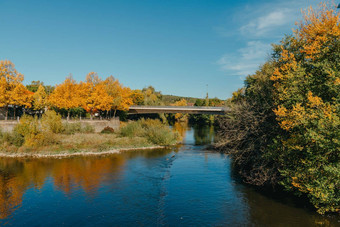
[0,155,126,219]
[193,125,215,145]
[52,156,125,195]
[0,148,177,219]
[173,122,188,139]
[0,160,26,219]
[238,185,339,226]
[0,159,51,219]
[122,148,173,160]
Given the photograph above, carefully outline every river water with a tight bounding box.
[0,125,338,226]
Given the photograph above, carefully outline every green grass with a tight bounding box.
[0,118,181,154]
[119,118,180,146]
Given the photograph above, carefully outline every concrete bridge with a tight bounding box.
[128,106,229,115]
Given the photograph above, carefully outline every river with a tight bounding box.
[0,125,338,226]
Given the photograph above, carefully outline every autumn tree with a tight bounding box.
[172,99,188,122]
[48,76,82,120]
[82,73,112,119]
[10,83,33,118]
[85,72,101,85]
[104,76,133,117]
[130,89,144,105]
[217,2,339,214]
[270,3,340,214]
[142,86,162,105]
[33,85,48,113]
[0,60,31,120]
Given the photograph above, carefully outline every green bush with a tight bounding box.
[13,115,57,147]
[119,121,144,137]
[119,119,179,146]
[144,125,179,146]
[0,131,24,147]
[41,110,63,133]
[10,114,61,148]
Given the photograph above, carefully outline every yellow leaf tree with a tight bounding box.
[130,89,144,105]
[0,60,26,120]
[82,73,112,119]
[48,76,81,120]
[10,83,33,118]
[104,76,133,117]
[33,85,48,113]
[269,3,340,214]
[172,99,188,122]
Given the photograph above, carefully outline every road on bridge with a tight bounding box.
[128,106,229,115]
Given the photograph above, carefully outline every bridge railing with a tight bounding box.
[128,105,229,115]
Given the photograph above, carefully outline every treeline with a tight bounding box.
[0,61,141,120]
[216,3,339,214]
[0,62,225,121]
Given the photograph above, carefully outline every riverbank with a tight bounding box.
[0,145,165,158]
[0,117,181,157]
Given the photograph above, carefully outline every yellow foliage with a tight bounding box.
[0,60,24,83]
[48,76,82,111]
[130,89,144,105]
[82,79,112,116]
[0,60,32,119]
[10,83,33,108]
[33,85,48,111]
[104,76,133,113]
[172,99,188,121]
[307,91,323,108]
[297,3,340,59]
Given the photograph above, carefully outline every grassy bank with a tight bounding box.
[0,111,181,156]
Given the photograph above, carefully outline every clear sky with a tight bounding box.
[0,0,320,99]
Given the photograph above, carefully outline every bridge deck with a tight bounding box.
[128,106,228,115]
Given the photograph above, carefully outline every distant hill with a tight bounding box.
[162,94,225,107]
[162,95,202,106]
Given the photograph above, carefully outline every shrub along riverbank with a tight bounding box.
[215,4,339,214]
[0,110,181,155]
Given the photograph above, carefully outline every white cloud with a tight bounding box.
[217,41,271,77]
[216,0,319,77]
[240,8,295,37]
[236,0,319,38]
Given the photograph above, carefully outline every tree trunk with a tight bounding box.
[5,106,8,121]
[113,109,117,118]
[90,110,93,120]
[13,106,16,119]
[67,110,70,121]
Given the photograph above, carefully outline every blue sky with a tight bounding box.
[0,0,320,99]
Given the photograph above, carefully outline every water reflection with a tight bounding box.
[0,155,127,219]
[0,126,338,226]
[240,186,339,226]
[193,125,215,145]
[173,122,188,139]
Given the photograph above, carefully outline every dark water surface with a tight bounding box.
[0,126,339,226]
